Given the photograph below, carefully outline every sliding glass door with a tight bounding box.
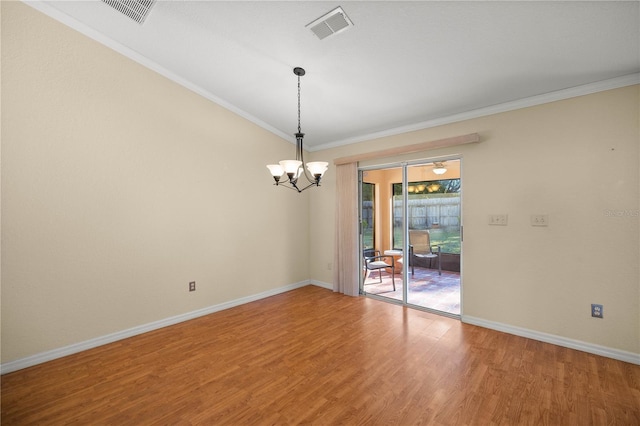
[360,160,462,316]
[360,166,403,303]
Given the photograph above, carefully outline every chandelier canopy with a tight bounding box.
[266,67,328,193]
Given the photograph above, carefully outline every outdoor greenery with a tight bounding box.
[366,227,460,254]
[361,179,462,253]
[393,227,461,254]
[363,230,374,249]
[391,178,461,253]
[429,228,461,254]
[362,182,375,248]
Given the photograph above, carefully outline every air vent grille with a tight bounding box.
[101,0,155,25]
[306,6,354,40]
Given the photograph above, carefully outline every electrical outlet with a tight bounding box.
[591,304,603,318]
[327,262,333,270]
[531,214,549,226]
[488,214,508,226]
[189,281,196,292]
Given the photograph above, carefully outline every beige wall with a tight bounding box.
[1,2,309,363]
[2,1,638,365]
[310,85,640,355]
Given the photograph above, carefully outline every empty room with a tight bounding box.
[2,1,639,424]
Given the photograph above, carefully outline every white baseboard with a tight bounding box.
[1,280,314,375]
[10,284,633,374]
[310,280,333,290]
[462,315,640,365]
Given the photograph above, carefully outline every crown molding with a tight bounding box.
[310,73,640,152]
[21,1,639,153]
[22,0,294,144]
[334,133,479,165]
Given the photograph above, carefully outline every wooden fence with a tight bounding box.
[362,195,461,231]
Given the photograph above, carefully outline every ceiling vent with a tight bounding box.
[306,6,354,40]
[101,0,156,25]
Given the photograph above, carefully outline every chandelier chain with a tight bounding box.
[297,74,302,134]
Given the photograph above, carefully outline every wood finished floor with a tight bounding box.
[2,285,639,425]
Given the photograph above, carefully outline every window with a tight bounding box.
[361,182,375,249]
[392,179,461,253]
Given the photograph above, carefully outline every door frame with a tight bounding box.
[359,155,463,318]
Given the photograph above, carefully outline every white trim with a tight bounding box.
[21,2,639,153]
[462,315,640,365]
[4,286,636,373]
[311,73,640,152]
[310,280,333,290]
[1,280,313,375]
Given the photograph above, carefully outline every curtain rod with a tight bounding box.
[333,133,480,165]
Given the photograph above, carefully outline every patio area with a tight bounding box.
[363,267,460,315]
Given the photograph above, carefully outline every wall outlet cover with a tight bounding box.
[591,304,603,318]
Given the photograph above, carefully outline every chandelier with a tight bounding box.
[266,67,328,192]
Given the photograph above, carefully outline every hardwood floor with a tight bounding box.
[2,286,639,425]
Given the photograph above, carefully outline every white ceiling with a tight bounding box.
[28,1,640,150]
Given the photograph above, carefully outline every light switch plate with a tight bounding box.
[531,214,548,226]
[488,214,508,226]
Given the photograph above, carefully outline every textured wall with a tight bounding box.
[310,85,640,355]
[1,2,309,363]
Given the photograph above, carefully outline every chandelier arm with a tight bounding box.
[299,154,316,185]
[300,167,317,185]
[297,181,322,192]
[275,182,303,192]
[295,133,318,185]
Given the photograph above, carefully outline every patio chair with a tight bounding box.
[408,230,441,276]
[363,249,395,290]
